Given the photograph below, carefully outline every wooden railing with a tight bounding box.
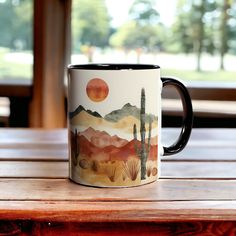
[0,79,235,128]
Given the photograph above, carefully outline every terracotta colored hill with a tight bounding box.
[110,139,139,161]
[78,135,99,158]
[80,127,129,148]
[111,139,157,161]
[78,134,157,162]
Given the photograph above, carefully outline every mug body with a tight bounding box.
[68,64,162,187]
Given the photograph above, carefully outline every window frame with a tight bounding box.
[0,0,235,128]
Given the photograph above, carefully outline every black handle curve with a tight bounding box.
[161,77,193,156]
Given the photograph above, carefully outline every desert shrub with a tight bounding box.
[122,172,126,181]
[91,160,100,172]
[146,164,152,177]
[105,165,117,182]
[123,159,140,181]
[79,159,89,169]
[152,167,158,176]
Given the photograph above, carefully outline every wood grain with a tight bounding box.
[0,79,32,97]
[0,129,66,143]
[0,128,234,144]
[162,82,236,101]
[162,147,236,161]
[0,179,236,201]
[0,128,235,230]
[2,145,236,162]
[30,0,71,128]
[0,148,66,161]
[1,201,236,221]
[0,162,67,178]
[1,221,236,235]
[1,161,236,178]
[161,161,236,178]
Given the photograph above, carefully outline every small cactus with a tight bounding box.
[71,129,79,166]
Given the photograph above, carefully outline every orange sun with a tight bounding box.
[86,78,109,102]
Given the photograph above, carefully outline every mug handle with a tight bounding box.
[161,77,193,156]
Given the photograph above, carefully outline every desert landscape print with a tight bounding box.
[69,77,158,187]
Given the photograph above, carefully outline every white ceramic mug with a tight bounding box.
[68,64,193,187]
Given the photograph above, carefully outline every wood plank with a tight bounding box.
[0,148,67,161]
[162,99,236,118]
[0,129,67,143]
[0,128,234,149]
[1,202,236,222]
[1,128,235,144]
[1,161,235,178]
[0,179,236,201]
[0,79,32,97]
[0,221,236,235]
[162,81,236,101]
[0,143,66,151]
[162,128,236,161]
[0,161,67,178]
[161,162,236,178]
[1,146,236,162]
[0,128,235,162]
[2,145,236,162]
[161,147,236,161]
[162,128,236,144]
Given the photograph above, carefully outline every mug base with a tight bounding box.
[69,176,158,188]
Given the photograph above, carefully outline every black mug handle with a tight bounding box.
[161,77,193,156]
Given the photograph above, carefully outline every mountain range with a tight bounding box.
[69,103,158,122]
[77,127,157,162]
[69,105,102,119]
[80,127,128,148]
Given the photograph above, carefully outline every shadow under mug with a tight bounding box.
[67,64,193,187]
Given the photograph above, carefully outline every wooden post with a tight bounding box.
[30,0,71,128]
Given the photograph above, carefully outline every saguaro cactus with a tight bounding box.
[71,128,79,166]
[133,88,152,180]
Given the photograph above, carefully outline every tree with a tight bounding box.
[219,0,232,70]
[0,0,32,50]
[227,1,236,55]
[13,0,32,50]
[172,0,194,54]
[192,0,206,72]
[110,21,164,50]
[129,0,159,26]
[174,0,218,71]
[72,0,110,61]
[110,0,162,62]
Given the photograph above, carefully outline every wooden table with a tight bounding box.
[0,128,236,235]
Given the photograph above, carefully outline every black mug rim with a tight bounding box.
[68,63,160,70]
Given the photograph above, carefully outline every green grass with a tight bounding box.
[0,62,32,79]
[0,48,32,80]
[162,69,236,82]
[0,47,235,82]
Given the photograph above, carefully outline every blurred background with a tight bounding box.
[0,0,235,128]
[1,0,236,80]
